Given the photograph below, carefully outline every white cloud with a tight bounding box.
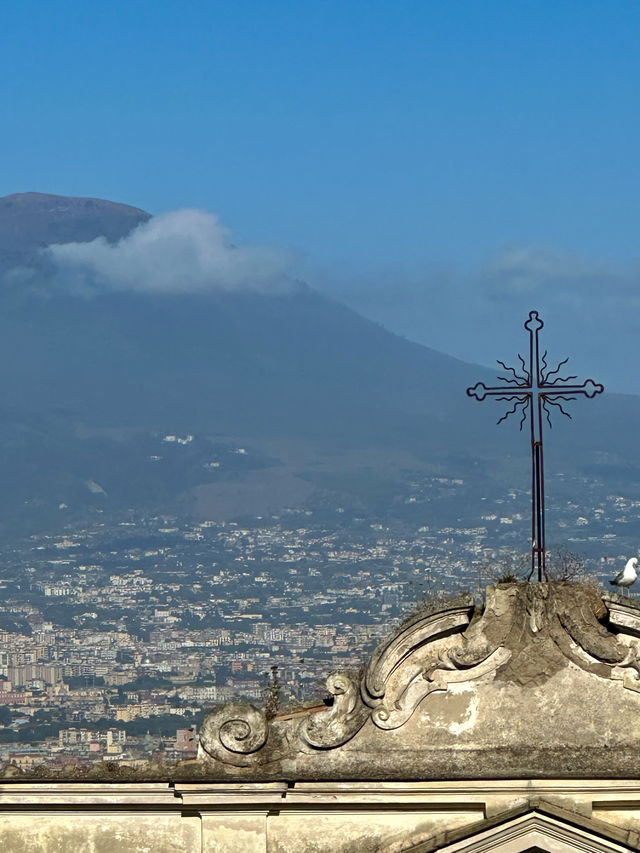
[487,245,605,280]
[483,245,637,303]
[312,244,640,393]
[44,209,294,294]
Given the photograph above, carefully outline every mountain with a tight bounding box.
[0,194,494,446]
[0,192,637,545]
[0,192,149,274]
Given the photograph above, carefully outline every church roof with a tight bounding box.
[198,582,640,781]
[385,798,640,853]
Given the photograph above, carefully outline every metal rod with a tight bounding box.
[466,311,603,581]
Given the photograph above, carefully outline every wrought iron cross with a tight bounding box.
[467,311,603,581]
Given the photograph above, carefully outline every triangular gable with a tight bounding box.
[384,800,640,853]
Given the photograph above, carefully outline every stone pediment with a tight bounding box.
[383,799,640,853]
[199,583,640,780]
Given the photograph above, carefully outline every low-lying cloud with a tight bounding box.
[315,244,640,394]
[44,209,294,295]
[484,245,638,303]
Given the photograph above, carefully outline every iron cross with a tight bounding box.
[467,311,604,581]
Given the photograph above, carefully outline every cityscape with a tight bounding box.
[0,446,637,771]
[1,7,640,853]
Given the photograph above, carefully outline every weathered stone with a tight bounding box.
[197,583,640,781]
[1,779,640,852]
[4,583,640,851]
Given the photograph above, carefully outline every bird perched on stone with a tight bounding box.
[610,557,639,596]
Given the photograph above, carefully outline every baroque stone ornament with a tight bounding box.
[199,700,268,766]
[361,595,513,731]
[301,672,369,749]
[198,583,640,780]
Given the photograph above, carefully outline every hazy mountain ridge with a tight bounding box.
[0,193,492,445]
[0,192,150,275]
[0,192,637,543]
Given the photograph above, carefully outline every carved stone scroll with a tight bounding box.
[372,646,512,730]
[199,701,268,766]
[197,584,640,774]
[605,597,640,637]
[301,673,369,749]
[363,598,475,703]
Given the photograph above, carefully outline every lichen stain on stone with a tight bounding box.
[380,814,483,853]
[486,585,518,621]
[270,812,482,853]
[487,584,612,688]
[270,815,419,853]
[205,816,264,853]
[0,819,193,853]
[497,633,567,687]
[593,808,640,833]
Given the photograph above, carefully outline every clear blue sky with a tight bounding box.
[1,1,639,390]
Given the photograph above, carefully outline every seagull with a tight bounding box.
[610,557,639,596]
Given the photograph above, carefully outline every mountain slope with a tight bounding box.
[0,192,150,274]
[0,193,497,450]
[0,192,636,544]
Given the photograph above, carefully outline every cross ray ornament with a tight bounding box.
[467,311,604,581]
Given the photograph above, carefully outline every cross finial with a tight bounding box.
[524,310,543,334]
[467,311,603,581]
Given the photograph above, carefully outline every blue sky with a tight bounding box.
[1,1,639,390]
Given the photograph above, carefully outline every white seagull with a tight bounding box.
[610,557,639,596]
